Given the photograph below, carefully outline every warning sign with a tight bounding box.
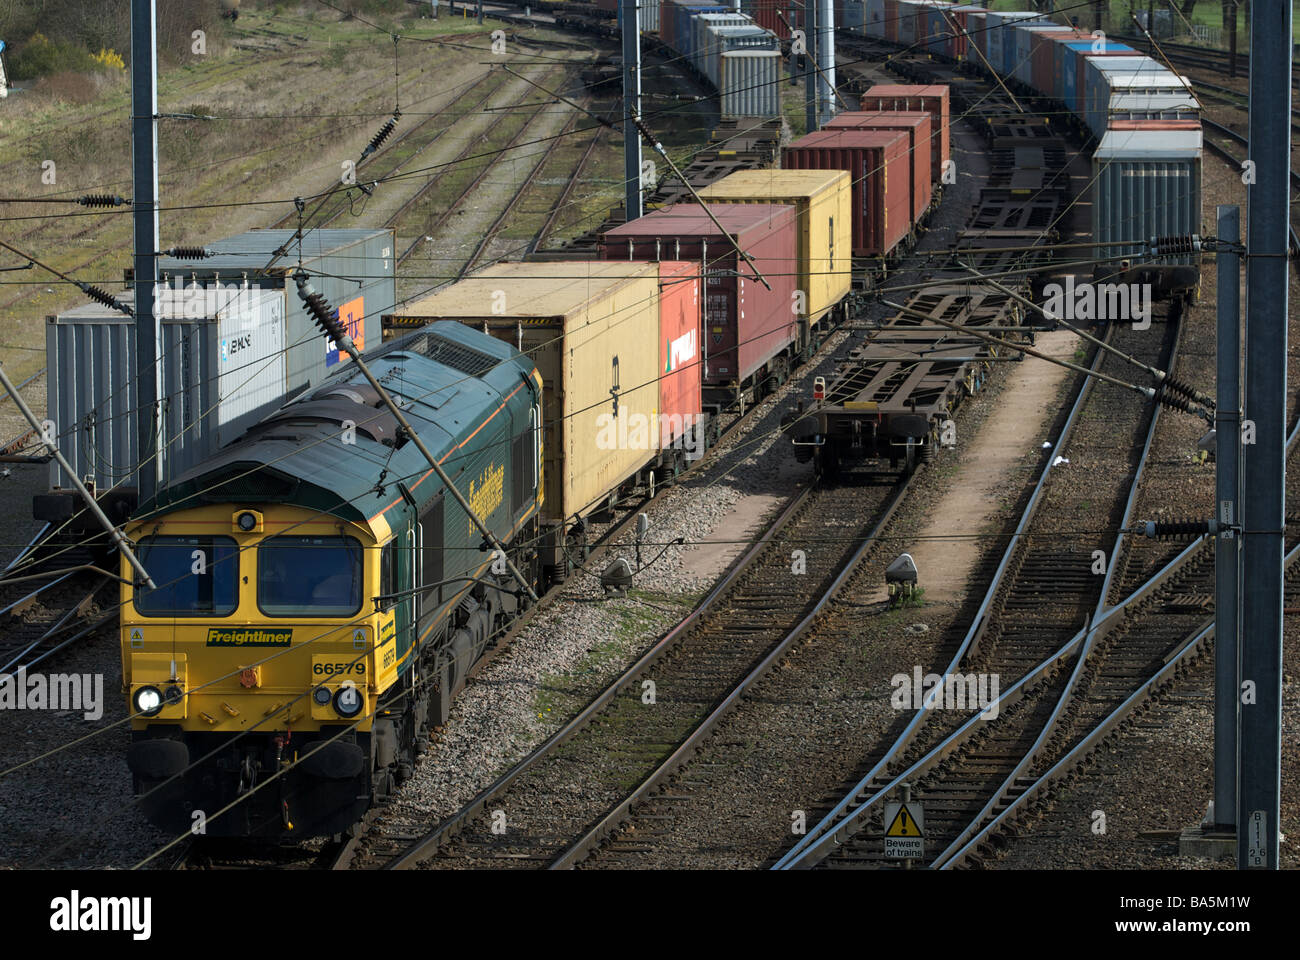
[883,801,925,859]
[129,628,144,647]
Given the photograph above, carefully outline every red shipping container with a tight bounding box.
[824,110,933,222]
[595,0,617,12]
[600,205,798,387]
[1031,28,1088,98]
[658,260,703,444]
[749,0,799,41]
[782,129,911,258]
[884,0,899,42]
[948,6,988,61]
[860,83,950,184]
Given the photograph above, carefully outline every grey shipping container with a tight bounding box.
[45,287,286,492]
[720,49,782,120]
[1092,127,1202,265]
[157,228,395,400]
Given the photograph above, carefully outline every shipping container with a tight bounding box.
[825,110,933,220]
[983,11,1045,78]
[842,0,867,35]
[599,0,663,34]
[701,23,778,88]
[600,204,799,388]
[1092,126,1202,265]
[45,287,286,493]
[388,261,663,525]
[720,49,783,119]
[783,128,911,258]
[948,5,987,61]
[1059,40,1135,111]
[1014,25,1076,88]
[1106,91,1199,124]
[1029,28,1090,97]
[860,0,884,38]
[696,168,853,324]
[692,12,749,76]
[664,0,729,53]
[157,228,394,401]
[860,84,950,183]
[1084,57,1190,139]
[895,0,919,45]
[747,0,797,40]
[920,2,958,58]
[657,260,704,446]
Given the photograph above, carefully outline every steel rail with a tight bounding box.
[773,324,1114,869]
[0,572,73,619]
[457,94,592,278]
[548,475,915,869]
[938,536,1300,868]
[324,381,787,870]
[383,481,818,869]
[925,307,1181,867]
[1199,118,1300,265]
[776,532,1208,870]
[395,68,565,267]
[2,523,52,575]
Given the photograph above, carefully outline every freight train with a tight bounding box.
[109,2,1203,839]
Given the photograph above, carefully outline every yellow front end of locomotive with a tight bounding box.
[120,503,399,736]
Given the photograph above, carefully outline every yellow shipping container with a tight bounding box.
[695,169,852,325]
[391,261,661,530]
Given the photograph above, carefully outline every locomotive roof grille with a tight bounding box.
[390,331,501,378]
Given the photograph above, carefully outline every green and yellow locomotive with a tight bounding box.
[120,322,542,838]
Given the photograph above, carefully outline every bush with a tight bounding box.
[9,32,96,81]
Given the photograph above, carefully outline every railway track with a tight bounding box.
[455,93,601,278]
[393,65,570,268]
[338,473,909,870]
[0,557,115,680]
[267,71,503,232]
[771,301,1187,869]
[1199,116,1300,264]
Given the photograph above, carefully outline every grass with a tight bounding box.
[531,589,698,721]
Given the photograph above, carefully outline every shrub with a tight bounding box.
[9,32,96,80]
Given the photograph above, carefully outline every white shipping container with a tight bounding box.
[693,12,749,76]
[641,0,660,32]
[720,49,782,119]
[46,287,288,492]
[703,24,778,88]
[213,288,287,441]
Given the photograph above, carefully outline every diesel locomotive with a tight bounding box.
[120,322,542,837]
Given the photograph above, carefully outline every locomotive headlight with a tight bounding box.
[333,684,363,718]
[312,686,332,706]
[236,511,258,532]
[134,685,164,717]
[164,685,185,706]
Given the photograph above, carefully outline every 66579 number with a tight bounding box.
[313,662,366,676]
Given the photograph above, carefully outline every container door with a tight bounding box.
[704,268,736,382]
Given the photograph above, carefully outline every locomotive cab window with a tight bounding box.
[258,536,363,617]
[135,536,239,617]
